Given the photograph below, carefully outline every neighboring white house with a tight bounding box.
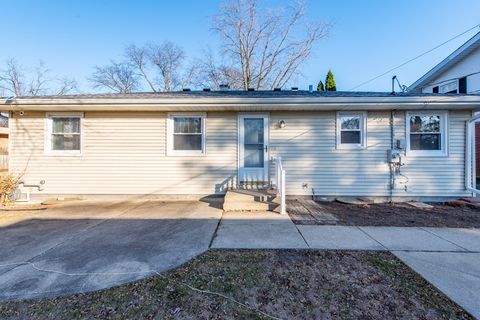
[409,31,480,94]
[3,91,480,201]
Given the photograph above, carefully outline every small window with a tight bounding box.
[439,80,458,94]
[167,113,206,156]
[45,113,83,155]
[406,111,447,156]
[336,112,366,149]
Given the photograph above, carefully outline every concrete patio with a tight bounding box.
[0,198,223,301]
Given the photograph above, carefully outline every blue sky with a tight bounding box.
[2,0,480,92]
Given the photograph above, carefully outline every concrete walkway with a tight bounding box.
[212,213,480,318]
[213,214,480,252]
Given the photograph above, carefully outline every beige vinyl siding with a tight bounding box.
[393,110,470,197]
[10,111,237,195]
[10,109,471,198]
[270,111,391,196]
[270,110,471,197]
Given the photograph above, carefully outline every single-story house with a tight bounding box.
[3,90,480,201]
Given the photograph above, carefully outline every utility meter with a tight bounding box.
[387,149,404,166]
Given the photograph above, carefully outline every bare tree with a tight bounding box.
[56,77,78,96]
[148,41,186,91]
[196,50,244,89]
[90,61,140,93]
[125,44,157,92]
[94,42,196,93]
[0,59,25,96]
[211,0,330,90]
[0,58,77,96]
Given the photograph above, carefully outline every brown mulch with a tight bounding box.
[291,201,480,228]
[0,250,473,319]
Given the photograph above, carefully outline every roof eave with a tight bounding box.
[408,31,480,91]
[4,96,480,112]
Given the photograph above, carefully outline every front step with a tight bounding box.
[223,189,279,212]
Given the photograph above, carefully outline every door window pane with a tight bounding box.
[244,144,263,167]
[244,118,264,144]
[243,118,264,168]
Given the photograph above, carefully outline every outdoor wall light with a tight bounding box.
[278,120,286,129]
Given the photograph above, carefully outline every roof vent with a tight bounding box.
[219,84,230,90]
[248,88,255,91]
[273,88,281,91]
[182,88,191,92]
[203,88,211,92]
[291,87,299,91]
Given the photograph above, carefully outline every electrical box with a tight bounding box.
[396,138,406,150]
[387,149,399,163]
[387,149,405,166]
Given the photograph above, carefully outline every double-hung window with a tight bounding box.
[45,113,83,155]
[167,113,206,156]
[336,112,367,149]
[406,111,448,156]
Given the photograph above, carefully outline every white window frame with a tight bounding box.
[336,111,367,149]
[406,110,448,157]
[167,113,206,156]
[439,80,458,94]
[45,112,84,156]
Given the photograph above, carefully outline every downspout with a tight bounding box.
[465,113,480,195]
[389,110,395,203]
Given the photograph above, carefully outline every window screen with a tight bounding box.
[51,117,81,151]
[172,117,203,151]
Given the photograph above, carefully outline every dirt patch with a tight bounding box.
[0,250,472,319]
[290,201,480,228]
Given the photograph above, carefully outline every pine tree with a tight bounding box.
[317,80,324,92]
[325,70,336,91]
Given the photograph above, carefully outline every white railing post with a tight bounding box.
[274,156,287,215]
[280,168,286,214]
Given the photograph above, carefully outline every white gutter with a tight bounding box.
[465,113,480,195]
[5,95,480,112]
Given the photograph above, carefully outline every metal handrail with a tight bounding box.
[274,156,286,215]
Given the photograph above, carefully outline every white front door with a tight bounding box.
[238,114,269,182]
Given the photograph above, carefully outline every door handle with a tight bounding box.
[265,145,268,152]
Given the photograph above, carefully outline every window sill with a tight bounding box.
[406,151,448,157]
[166,151,206,157]
[336,144,366,150]
[44,151,83,157]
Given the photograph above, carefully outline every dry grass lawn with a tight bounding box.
[0,250,473,319]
